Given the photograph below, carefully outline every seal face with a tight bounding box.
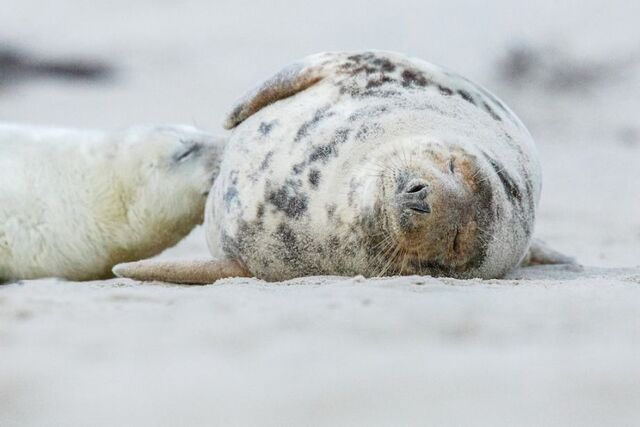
[208,51,541,281]
[0,124,223,281]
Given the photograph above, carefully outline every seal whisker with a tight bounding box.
[362,235,395,271]
[370,238,395,277]
[399,248,410,275]
[377,243,402,277]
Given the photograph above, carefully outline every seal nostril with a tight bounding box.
[406,183,427,194]
[397,180,430,214]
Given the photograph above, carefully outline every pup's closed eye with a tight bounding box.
[173,141,203,163]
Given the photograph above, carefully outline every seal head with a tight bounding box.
[375,142,494,276]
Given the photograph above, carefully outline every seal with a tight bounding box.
[0,123,223,282]
[114,50,573,284]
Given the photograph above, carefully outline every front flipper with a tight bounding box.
[520,239,577,267]
[223,52,338,129]
[223,51,391,129]
[112,259,251,284]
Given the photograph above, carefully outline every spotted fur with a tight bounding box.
[206,51,541,281]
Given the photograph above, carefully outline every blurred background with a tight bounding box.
[1,0,639,264]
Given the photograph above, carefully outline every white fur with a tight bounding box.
[0,123,222,281]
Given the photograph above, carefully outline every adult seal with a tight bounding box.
[115,51,572,283]
[0,124,223,282]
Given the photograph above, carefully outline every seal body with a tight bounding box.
[0,124,222,281]
[208,51,541,281]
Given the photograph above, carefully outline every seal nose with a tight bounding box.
[397,181,431,214]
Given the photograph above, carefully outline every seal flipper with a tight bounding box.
[520,238,577,267]
[224,52,360,129]
[112,259,251,284]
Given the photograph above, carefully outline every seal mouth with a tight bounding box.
[409,206,430,214]
[396,179,431,215]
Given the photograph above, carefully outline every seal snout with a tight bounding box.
[396,180,431,215]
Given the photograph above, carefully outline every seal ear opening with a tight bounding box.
[223,53,340,130]
[113,258,251,284]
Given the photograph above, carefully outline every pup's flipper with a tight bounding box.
[113,259,251,284]
[520,239,577,267]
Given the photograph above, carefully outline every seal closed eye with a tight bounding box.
[114,50,574,284]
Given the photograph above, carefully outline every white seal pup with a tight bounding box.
[115,51,572,283]
[0,123,223,282]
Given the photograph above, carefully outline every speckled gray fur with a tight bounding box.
[207,51,541,281]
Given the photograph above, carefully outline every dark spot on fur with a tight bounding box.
[294,105,334,142]
[457,89,475,105]
[360,89,401,98]
[355,122,384,142]
[309,127,351,164]
[328,236,341,252]
[308,169,321,188]
[272,221,313,270]
[347,53,373,62]
[309,144,336,163]
[220,230,240,256]
[371,57,396,73]
[258,120,277,136]
[292,161,307,175]
[277,222,297,248]
[366,75,393,89]
[333,127,350,144]
[483,102,502,121]
[492,97,510,115]
[353,64,378,74]
[229,170,239,185]
[222,170,241,212]
[223,186,239,212]
[438,85,453,95]
[482,153,522,204]
[326,203,337,218]
[224,187,238,202]
[267,179,309,218]
[259,150,274,171]
[256,203,265,219]
[348,105,389,121]
[401,69,429,87]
